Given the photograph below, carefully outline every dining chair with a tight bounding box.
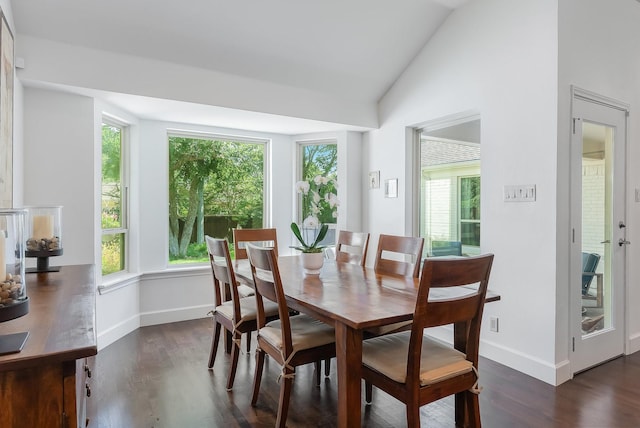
[205,236,279,390]
[323,230,370,376]
[362,254,494,428]
[246,244,336,428]
[233,227,279,260]
[374,234,425,278]
[335,230,370,266]
[365,234,425,337]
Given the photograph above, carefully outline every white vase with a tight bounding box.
[301,252,324,275]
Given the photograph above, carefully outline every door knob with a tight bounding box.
[619,221,626,229]
[618,239,631,246]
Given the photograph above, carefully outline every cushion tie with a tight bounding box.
[469,365,482,394]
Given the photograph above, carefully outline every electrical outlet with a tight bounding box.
[490,317,499,332]
[504,184,536,202]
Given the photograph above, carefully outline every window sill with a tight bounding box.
[98,272,141,295]
[97,264,211,294]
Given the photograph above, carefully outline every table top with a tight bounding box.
[0,264,97,372]
[234,256,499,331]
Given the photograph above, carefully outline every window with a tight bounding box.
[101,120,128,276]
[168,134,266,263]
[298,141,338,245]
[417,124,481,257]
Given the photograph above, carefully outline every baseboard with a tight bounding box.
[627,332,640,354]
[139,304,212,327]
[97,314,140,351]
[426,328,560,386]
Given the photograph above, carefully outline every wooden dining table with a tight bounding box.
[234,256,499,428]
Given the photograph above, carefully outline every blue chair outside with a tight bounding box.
[430,240,462,257]
[581,252,600,296]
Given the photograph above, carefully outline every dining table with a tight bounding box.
[234,255,499,428]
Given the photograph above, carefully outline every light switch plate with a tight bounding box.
[504,184,536,202]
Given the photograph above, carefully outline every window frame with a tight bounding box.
[101,116,130,277]
[296,140,338,246]
[166,130,270,265]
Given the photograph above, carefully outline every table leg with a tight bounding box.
[336,322,362,428]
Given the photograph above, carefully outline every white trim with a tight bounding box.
[98,272,140,294]
[97,313,140,350]
[139,304,212,327]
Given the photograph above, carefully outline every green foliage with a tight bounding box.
[102,124,122,229]
[301,144,338,224]
[168,136,264,261]
[102,237,123,276]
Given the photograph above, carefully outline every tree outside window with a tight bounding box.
[101,122,127,276]
[299,143,338,224]
[168,135,265,263]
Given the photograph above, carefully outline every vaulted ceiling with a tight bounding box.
[11,0,470,133]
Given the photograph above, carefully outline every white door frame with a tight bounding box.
[569,86,629,374]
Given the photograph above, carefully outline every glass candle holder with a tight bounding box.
[0,209,28,322]
[25,205,63,273]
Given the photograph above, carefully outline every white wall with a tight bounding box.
[558,0,640,365]
[23,88,96,267]
[366,0,560,383]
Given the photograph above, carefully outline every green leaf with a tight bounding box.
[290,222,309,249]
[311,224,329,248]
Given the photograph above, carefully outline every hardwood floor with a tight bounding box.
[87,319,640,427]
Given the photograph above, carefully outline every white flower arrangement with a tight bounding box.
[291,175,339,253]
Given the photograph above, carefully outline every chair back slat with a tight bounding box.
[336,230,370,266]
[374,234,424,278]
[233,228,278,260]
[246,244,294,355]
[205,236,242,322]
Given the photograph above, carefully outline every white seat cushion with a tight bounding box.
[237,284,254,298]
[362,331,473,385]
[259,314,335,355]
[216,296,279,323]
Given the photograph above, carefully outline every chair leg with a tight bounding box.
[314,361,321,386]
[465,390,481,428]
[208,321,222,368]
[275,367,294,428]
[224,329,232,354]
[246,331,252,353]
[251,349,266,406]
[455,391,466,427]
[365,380,373,404]
[324,358,331,377]
[226,331,241,391]
[406,402,420,428]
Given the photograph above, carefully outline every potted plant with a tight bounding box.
[291,176,339,274]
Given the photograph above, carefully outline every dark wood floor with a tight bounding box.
[87,318,640,427]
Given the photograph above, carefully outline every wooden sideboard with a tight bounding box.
[0,264,97,428]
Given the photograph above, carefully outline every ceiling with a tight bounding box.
[11,0,470,134]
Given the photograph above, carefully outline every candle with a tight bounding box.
[0,232,5,281]
[33,215,54,240]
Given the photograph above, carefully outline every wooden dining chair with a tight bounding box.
[362,254,494,428]
[374,234,425,278]
[246,244,336,428]
[364,234,425,338]
[335,230,370,266]
[205,236,279,390]
[233,227,278,260]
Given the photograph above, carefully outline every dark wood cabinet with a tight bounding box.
[0,265,97,428]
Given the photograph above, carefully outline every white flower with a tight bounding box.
[327,193,340,208]
[312,191,321,204]
[295,181,310,194]
[303,215,320,228]
[311,205,320,215]
[313,175,324,185]
[332,211,338,218]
